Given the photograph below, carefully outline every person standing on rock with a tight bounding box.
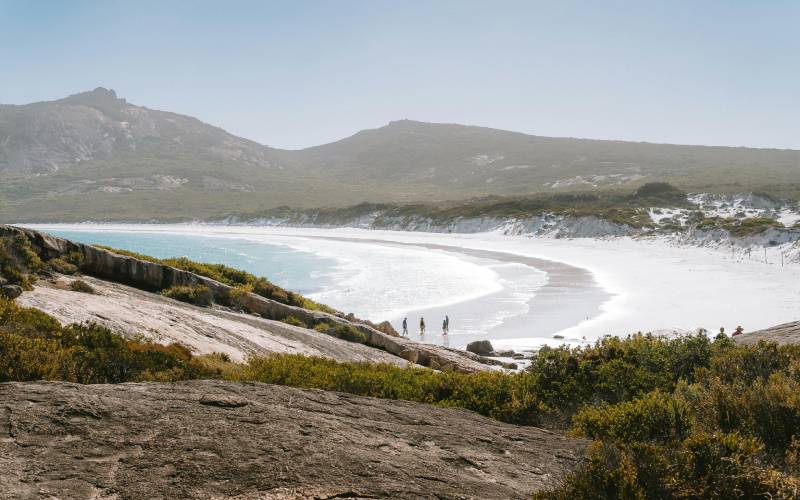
[419,317,426,335]
[402,317,408,336]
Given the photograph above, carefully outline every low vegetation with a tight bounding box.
[2,291,799,496]
[695,215,785,236]
[160,284,213,306]
[0,233,43,289]
[69,279,95,294]
[0,297,215,383]
[238,182,691,230]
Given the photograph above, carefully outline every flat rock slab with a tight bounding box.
[18,277,408,366]
[735,320,800,345]
[0,381,586,499]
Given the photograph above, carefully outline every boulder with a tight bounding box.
[0,285,23,299]
[512,353,525,360]
[496,349,516,357]
[0,277,7,286]
[373,320,399,336]
[466,340,494,356]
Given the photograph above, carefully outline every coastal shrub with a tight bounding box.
[0,297,214,383]
[690,372,800,453]
[633,182,687,204]
[238,353,540,421]
[160,284,214,307]
[526,333,719,414]
[311,322,368,344]
[727,216,784,237]
[281,315,307,328]
[218,284,252,310]
[47,252,84,275]
[48,257,78,275]
[0,233,43,289]
[69,279,95,294]
[571,391,692,442]
[331,325,368,343]
[695,216,785,237]
[535,433,800,500]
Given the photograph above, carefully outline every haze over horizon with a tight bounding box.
[2,0,798,150]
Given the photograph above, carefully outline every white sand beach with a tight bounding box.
[23,224,800,352]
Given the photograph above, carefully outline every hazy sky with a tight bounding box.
[1,0,798,150]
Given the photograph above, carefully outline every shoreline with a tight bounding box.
[303,236,611,349]
[23,224,608,350]
[19,223,800,351]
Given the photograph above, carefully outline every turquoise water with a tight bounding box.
[43,230,339,295]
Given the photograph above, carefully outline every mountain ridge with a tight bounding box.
[1,89,798,222]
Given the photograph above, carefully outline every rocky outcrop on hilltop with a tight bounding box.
[0,381,587,499]
[0,87,276,176]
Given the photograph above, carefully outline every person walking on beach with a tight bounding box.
[442,319,448,335]
[445,315,450,334]
[419,317,426,335]
[402,317,408,336]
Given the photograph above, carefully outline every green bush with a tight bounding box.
[160,284,213,307]
[69,280,95,294]
[0,297,214,383]
[310,322,369,344]
[47,251,84,275]
[239,354,541,423]
[281,315,307,328]
[48,258,78,275]
[0,233,44,289]
[218,284,252,310]
[571,391,692,442]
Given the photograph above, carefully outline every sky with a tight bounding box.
[1,0,798,150]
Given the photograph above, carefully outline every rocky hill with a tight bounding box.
[0,88,277,176]
[280,119,800,201]
[1,89,798,222]
[0,380,587,499]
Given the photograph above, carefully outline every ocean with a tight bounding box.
[43,229,340,296]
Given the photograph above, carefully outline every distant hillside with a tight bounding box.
[1,89,798,221]
[0,87,277,176]
[0,88,355,221]
[280,119,799,201]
